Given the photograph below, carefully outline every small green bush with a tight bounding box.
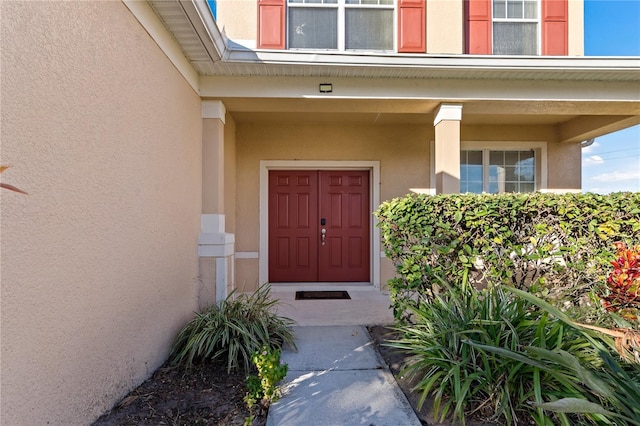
[375,192,640,324]
[169,283,296,372]
[388,279,602,425]
[244,345,288,424]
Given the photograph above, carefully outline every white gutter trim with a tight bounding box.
[226,48,640,74]
[180,0,227,62]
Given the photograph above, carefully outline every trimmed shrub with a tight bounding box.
[375,192,640,323]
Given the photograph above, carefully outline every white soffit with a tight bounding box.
[145,1,640,84]
[221,50,640,82]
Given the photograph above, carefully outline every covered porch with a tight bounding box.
[131,0,640,302]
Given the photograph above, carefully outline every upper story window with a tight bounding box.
[492,0,538,55]
[257,0,426,53]
[465,0,567,56]
[288,0,394,51]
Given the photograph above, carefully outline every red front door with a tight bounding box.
[268,170,370,282]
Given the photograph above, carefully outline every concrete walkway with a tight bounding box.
[266,286,421,426]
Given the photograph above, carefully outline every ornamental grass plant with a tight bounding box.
[388,277,609,425]
[495,287,640,425]
[169,283,296,373]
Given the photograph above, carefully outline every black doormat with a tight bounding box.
[295,290,351,300]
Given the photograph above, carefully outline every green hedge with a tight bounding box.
[375,192,640,323]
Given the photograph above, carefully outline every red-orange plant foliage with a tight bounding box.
[601,242,640,322]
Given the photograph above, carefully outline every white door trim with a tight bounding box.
[259,160,381,289]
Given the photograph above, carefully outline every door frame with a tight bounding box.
[259,160,381,288]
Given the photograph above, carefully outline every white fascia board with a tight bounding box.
[123,0,199,93]
[227,49,640,74]
[200,75,640,103]
[180,0,226,62]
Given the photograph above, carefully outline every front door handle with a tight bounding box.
[321,228,326,245]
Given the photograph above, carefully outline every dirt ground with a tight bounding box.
[93,326,483,426]
[92,361,261,426]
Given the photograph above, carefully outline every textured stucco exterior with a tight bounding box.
[216,0,257,46]
[224,114,238,234]
[568,0,585,56]
[548,140,582,189]
[427,0,464,54]
[1,2,202,424]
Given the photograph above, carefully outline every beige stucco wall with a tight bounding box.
[568,0,585,56]
[225,113,238,234]
[202,118,225,214]
[1,2,202,425]
[462,124,559,143]
[427,0,464,54]
[216,0,257,46]
[548,141,582,189]
[435,118,462,193]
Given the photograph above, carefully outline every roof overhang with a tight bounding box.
[132,0,640,141]
[142,0,640,81]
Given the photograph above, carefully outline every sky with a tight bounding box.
[581,0,640,193]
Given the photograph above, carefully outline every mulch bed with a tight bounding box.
[92,362,262,426]
[93,326,492,426]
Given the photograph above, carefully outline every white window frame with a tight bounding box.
[491,0,541,55]
[287,0,396,52]
[460,141,548,193]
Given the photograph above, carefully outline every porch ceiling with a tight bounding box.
[223,98,639,142]
[230,111,575,126]
[220,98,637,117]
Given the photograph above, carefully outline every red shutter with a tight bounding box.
[465,0,492,54]
[541,0,568,55]
[257,0,286,49]
[398,0,426,53]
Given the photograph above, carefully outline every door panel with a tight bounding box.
[319,170,370,282]
[269,171,319,282]
[268,170,369,282]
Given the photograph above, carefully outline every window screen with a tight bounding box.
[345,9,393,50]
[492,0,538,55]
[288,0,393,51]
[288,7,338,49]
